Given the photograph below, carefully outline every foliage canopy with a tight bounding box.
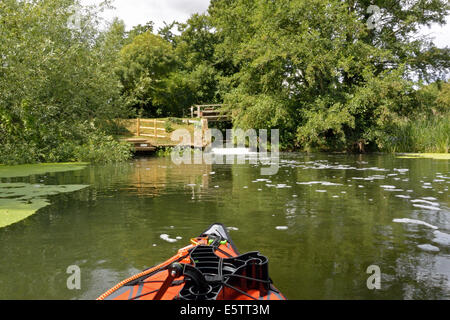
[1,0,449,163]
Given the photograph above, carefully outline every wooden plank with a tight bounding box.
[139,119,166,124]
[194,104,224,107]
[140,134,167,138]
[202,115,231,119]
[126,138,148,143]
[200,111,221,115]
[140,127,166,131]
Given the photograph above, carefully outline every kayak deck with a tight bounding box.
[98,223,286,300]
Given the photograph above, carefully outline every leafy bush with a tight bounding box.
[164,121,175,133]
[168,117,184,125]
[74,133,133,164]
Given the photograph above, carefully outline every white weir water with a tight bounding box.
[211,148,256,155]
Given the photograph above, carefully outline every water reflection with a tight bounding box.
[122,158,213,197]
[0,153,448,300]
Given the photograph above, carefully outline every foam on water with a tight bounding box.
[276,184,291,189]
[417,244,440,252]
[211,148,256,155]
[412,204,441,211]
[301,162,389,172]
[160,234,178,243]
[365,175,386,180]
[395,195,411,199]
[323,182,343,186]
[296,181,342,186]
[393,218,438,229]
[432,231,450,246]
[411,199,440,207]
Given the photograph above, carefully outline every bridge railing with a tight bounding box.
[190,104,230,121]
[136,118,168,138]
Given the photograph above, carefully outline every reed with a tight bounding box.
[381,113,449,154]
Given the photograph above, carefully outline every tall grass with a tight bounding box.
[381,113,449,154]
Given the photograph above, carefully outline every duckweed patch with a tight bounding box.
[0,163,88,179]
[397,153,450,160]
[0,183,88,228]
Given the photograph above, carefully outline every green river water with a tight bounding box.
[0,153,449,300]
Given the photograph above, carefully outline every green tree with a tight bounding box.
[127,21,155,42]
[209,0,449,151]
[116,31,178,117]
[0,0,131,164]
[117,14,226,117]
[170,14,224,107]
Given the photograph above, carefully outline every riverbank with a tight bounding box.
[396,153,450,160]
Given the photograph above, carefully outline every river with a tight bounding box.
[0,153,449,300]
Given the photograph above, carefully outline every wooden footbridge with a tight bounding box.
[190,104,230,122]
[124,104,231,153]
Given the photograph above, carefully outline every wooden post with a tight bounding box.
[201,118,209,147]
[137,118,141,137]
[197,105,201,118]
[154,119,157,139]
[191,106,194,119]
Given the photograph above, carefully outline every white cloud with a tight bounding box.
[420,15,450,49]
[81,0,449,49]
[81,0,210,31]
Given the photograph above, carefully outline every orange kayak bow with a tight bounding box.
[97,223,286,300]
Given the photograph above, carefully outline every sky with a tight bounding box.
[81,0,449,48]
[81,0,210,31]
